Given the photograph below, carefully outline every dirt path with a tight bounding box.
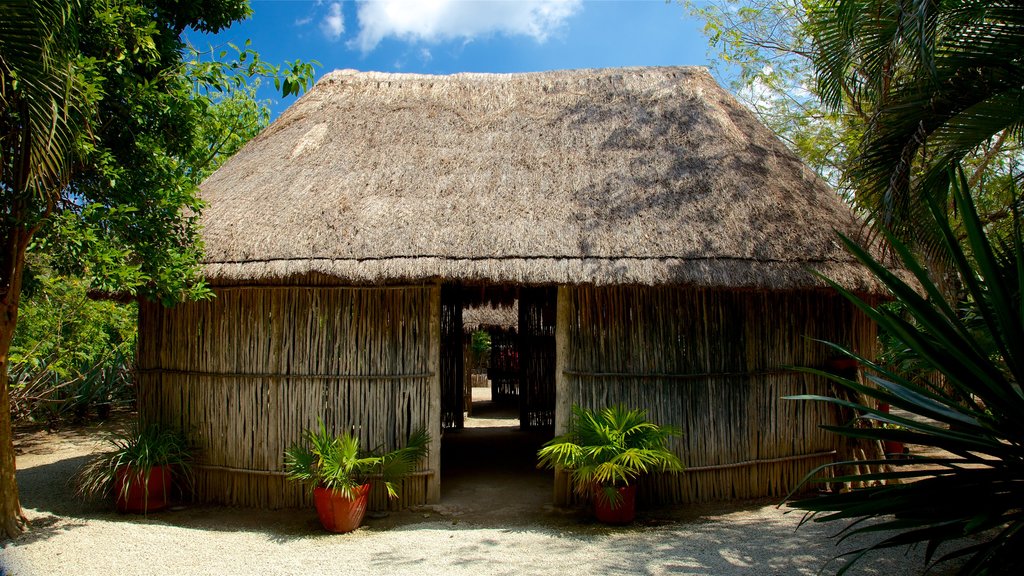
[0,404,964,576]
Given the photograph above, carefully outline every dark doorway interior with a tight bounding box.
[440,388,553,517]
[441,285,557,432]
[439,285,557,510]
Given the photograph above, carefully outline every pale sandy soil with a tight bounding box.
[0,395,967,576]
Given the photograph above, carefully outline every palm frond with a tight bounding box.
[537,404,683,502]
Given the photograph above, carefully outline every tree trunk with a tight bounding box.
[0,225,30,539]
[0,313,26,539]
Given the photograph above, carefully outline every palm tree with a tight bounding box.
[0,0,91,538]
[809,0,1024,259]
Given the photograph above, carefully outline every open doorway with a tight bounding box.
[441,285,557,432]
[438,285,558,513]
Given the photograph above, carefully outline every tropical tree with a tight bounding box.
[0,0,315,538]
[807,0,1024,256]
[1,0,93,538]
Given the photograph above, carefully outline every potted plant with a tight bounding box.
[537,405,683,525]
[880,423,908,458]
[74,423,192,513]
[285,422,430,533]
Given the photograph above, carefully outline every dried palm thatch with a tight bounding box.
[199,67,884,293]
[463,304,518,332]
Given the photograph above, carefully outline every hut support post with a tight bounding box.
[553,285,570,506]
[427,284,442,502]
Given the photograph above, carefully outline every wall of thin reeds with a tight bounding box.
[554,285,877,504]
[520,287,557,429]
[441,285,464,430]
[137,284,441,510]
[488,327,519,401]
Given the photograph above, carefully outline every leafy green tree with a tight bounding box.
[686,0,860,188]
[1,0,93,539]
[807,0,1024,254]
[0,0,315,538]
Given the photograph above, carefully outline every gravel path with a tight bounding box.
[1,416,960,576]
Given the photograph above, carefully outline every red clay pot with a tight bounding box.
[593,484,637,525]
[884,440,906,458]
[313,484,371,533]
[114,465,172,513]
[825,358,859,372]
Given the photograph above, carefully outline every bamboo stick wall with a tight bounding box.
[488,327,520,402]
[440,285,464,430]
[137,285,441,510]
[519,287,557,429]
[555,285,877,504]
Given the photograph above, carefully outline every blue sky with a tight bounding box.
[188,1,715,119]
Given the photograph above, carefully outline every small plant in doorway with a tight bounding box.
[285,422,430,533]
[537,405,683,524]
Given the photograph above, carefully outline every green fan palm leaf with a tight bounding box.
[537,405,683,508]
[285,420,429,500]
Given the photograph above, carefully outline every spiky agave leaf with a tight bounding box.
[787,169,1024,574]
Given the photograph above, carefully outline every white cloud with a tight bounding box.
[295,16,313,26]
[320,2,345,42]
[352,0,583,52]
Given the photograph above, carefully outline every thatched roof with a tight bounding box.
[464,304,518,332]
[200,66,882,292]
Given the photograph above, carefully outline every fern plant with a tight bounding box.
[285,421,429,500]
[537,405,683,507]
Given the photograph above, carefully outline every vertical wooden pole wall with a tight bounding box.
[427,285,442,503]
[137,284,441,510]
[439,284,465,430]
[553,285,877,505]
[519,286,557,429]
[553,285,570,504]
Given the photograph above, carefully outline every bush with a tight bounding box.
[9,256,136,425]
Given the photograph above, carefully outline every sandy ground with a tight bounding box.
[1,391,964,576]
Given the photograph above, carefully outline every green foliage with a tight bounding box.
[470,330,492,355]
[537,405,683,507]
[285,422,431,500]
[0,0,94,206]
[8,254,135,423]
[786,171,1024,575]
[4,0,318,306]
[807,0,1024,251]
[74,423,193,509]
[685,0,857,188]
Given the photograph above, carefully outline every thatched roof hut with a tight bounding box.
[200,67,877,292]
[138,67,884,511]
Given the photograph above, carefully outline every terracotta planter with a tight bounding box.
[825,357,859,373]
[884,440,906,458]
[313,484,371,533]
[593,484,637,525]
[114,465,173,513]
